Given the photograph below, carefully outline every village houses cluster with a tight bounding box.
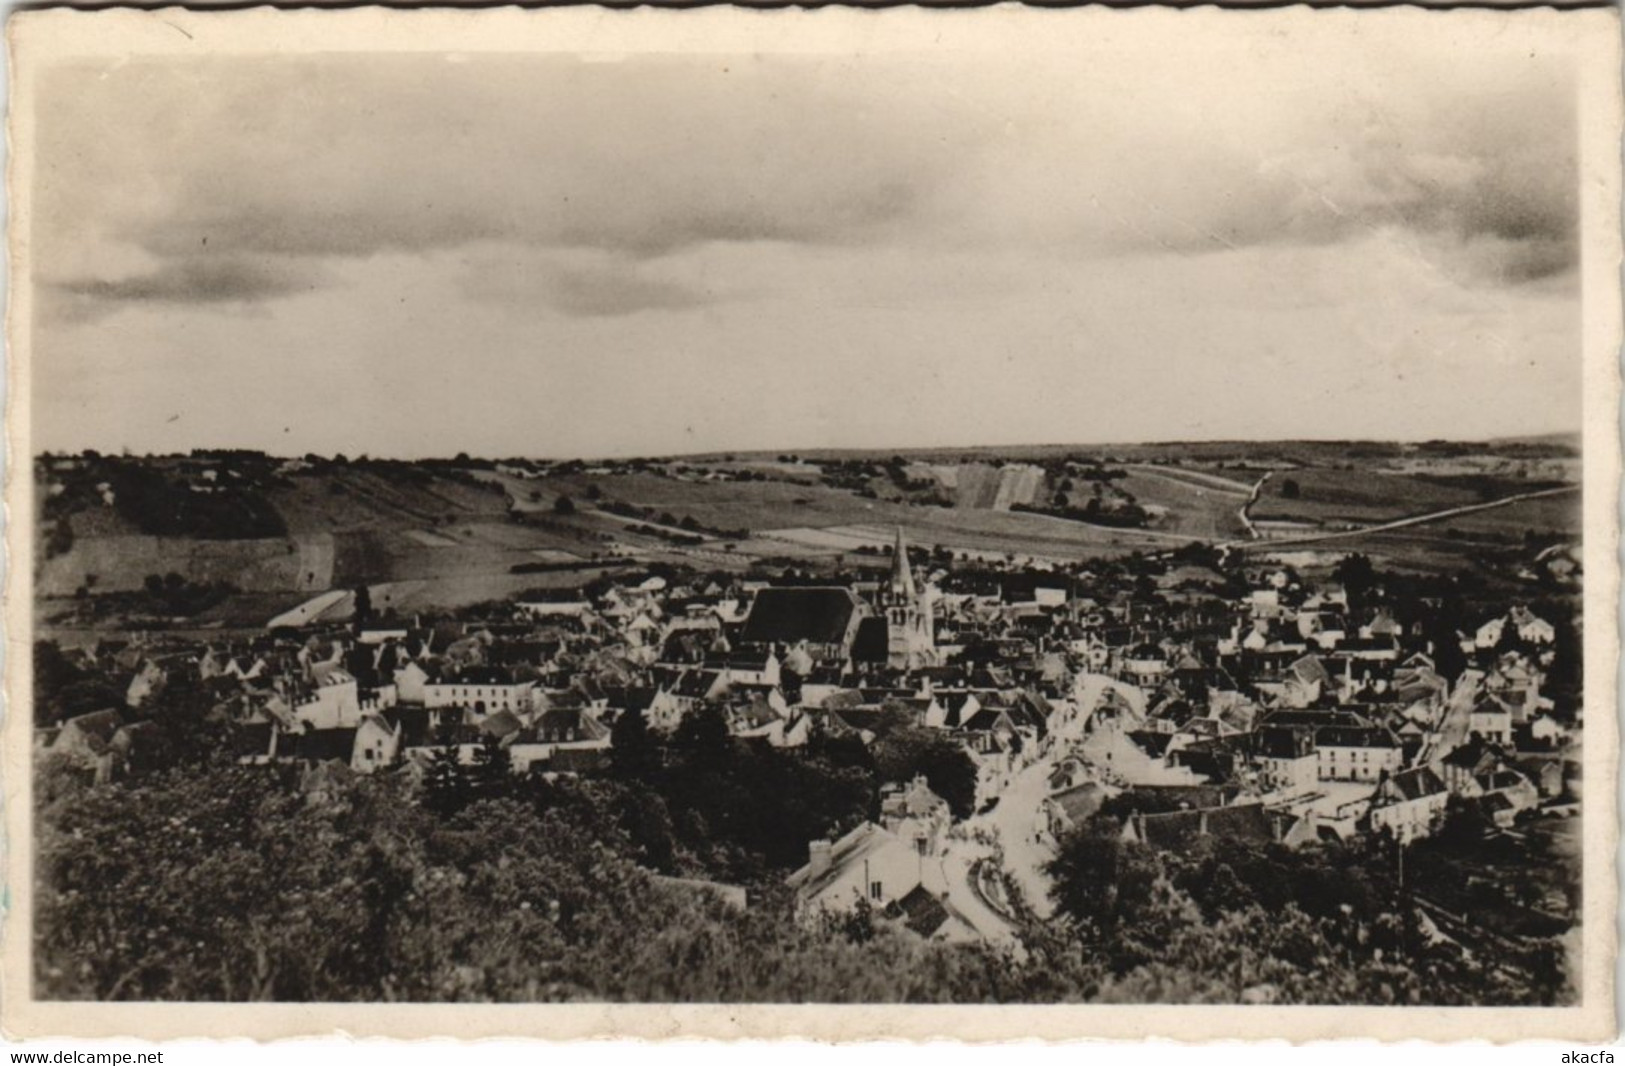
[38,530,1579,941]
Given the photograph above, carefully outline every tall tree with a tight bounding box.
[424,734,470,819]
[610,708,657,780]
[469,733,514,801]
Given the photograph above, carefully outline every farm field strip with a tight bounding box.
[1226,484,1579,551]
[1126,464,1254,495]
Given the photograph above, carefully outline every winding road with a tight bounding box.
[950,673,1147,921]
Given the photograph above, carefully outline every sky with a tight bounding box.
[26,23,1582,459]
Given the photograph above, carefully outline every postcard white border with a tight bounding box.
[4,5,1619,1042]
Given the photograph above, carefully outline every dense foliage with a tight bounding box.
[36,722,1579,1005]
[37,763,1028,1002]
[1043,812,1577,1006]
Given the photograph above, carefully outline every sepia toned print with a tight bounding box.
[4,5,1619,1042]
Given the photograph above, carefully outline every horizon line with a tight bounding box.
[33,430,1581,465]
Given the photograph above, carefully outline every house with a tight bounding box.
[927,691,982,730]
[879,775,952,855]
[282,726,361,766]
[644,687,686,734]
[1122,643,1168,684]
[786,822,935,917]
[538,707,609,745]
[1252,726,1317,797]
[1281,655,1332,709]
[1040,781,1108,838]
[125,660,167,709]
[1509,606,1556,645]
[1367,766,1449,843]
[1476,607,1556,650]
[1440,737,1509,796]
[1313,724,1401,783]
[1475,767,1541,817]
[1078,718,1206,787]
[1513,755,1567,798]
[286,668,363,731]
[1468,691,1516,745]
[755,709,813,749]
[350,713,401,772]
[423,667,537,718]
[46,708,126,781]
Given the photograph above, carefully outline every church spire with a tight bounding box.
[890,526,917,601]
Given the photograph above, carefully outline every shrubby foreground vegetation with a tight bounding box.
[36,703,1574,1004]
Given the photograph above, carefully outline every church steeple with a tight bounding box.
[889,526,917,602]
[880,525,934,669]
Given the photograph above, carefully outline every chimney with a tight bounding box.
[807,839,832,874]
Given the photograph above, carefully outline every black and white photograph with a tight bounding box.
[5,5,1618,1042]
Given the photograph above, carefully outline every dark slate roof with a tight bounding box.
[285,727,358,764]
[1381,765,1447,802]
[481,710,526,738]
[618,686,659,713]
[1200,803,1275,845]
[62,708,125,748]
[443,666,524,686]
[852,617,891,663]
[1479,769,1530,792]
[674,671,720,699]
[1262,708,1368,730]
[384,706,433,749]
[1127,730,1174,758]
[1316,725,1399,750]
[891,884,951,938]
[960,708,1009,733]
[1254,726,1315,759]
[739,587,860,646]
[1290,655,1333,686]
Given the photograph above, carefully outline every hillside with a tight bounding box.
[33,442,1583,627]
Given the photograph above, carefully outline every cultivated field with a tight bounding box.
[1248,468,1482,527]
[1115,466,1252,541]
[33,439,1583,625]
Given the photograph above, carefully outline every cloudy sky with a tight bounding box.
[28,23,1581,458]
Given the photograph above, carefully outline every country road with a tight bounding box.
[1237,471,1272,540]
[1221,484,1577,552]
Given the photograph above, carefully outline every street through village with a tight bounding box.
[943,673,1150,928]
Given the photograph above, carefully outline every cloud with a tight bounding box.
[25,18,1587,460]
[36,56,960,301]
[1239,135,1576,285]
[31,39,1579,339]
[545,269,712,318]
[460,249,724,317]
[46,254,323,319]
